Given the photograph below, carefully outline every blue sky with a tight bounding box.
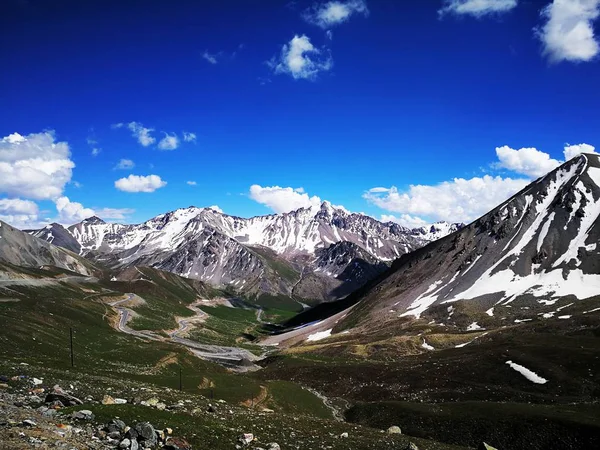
[1,0,599,229]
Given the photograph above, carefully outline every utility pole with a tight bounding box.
[70,327,74,367]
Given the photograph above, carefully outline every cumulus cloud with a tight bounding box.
[157,134,180,151]
[364,176,528,224]
[381,213,429,229]
[563,142,597,159]
[439,0,518,17]
[114,159,135,170]
[495,145,561,178]
[186,181,197,186]
[268,35,332,80]
[115,174,167,193]
[0,198,42,229]
[208,205,223,213]
[0,131,75,200]
[183,132,197,142]
[127,122,156,147]
[202,51,218,64]
[249,185,323,213]
[91,148,101,157]
[304,0,369,28]
[536,0,600,63]
[55,196,95,224]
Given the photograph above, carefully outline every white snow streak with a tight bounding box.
[505,360,548,384]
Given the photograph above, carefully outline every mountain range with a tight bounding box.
[28,202,462,302]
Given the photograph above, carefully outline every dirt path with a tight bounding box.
[241,385,269,408]
[108,294,262,372]
[302,386,348,422]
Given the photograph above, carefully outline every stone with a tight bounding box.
[72,410,94,421]
[162,438,191,450]
[108,431,122,439]
[119,438,131,449]
[130,440,139,450]
[267,444,281,450]
[114,398,128,404]
[340,432,349,438]
[102,395,115,405]
[134,422,157,447]
[42,409,57,418]
[106,419,127,433]
[32,378,43,385]
[22,419,37,427]
[45,386,82,406]
[387,425,402,434]
[238,433,254,445]
[155,402,166,411]
[405,443,419,450]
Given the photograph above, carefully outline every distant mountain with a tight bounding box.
[0,220,94,276]
[29,203,462,301]
[339,153,600,329]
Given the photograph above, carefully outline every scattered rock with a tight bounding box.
[134,422,157,447]
[387,425,402,434]
[114,398,128,404]
[238,432,254,445]
[32,377,43,386]
[340,432,349,438]
[119,438,131,448]
[22,419,37,427]
[266,444,281,450]
[102,395,116,405]
[106,419,127,433]
[72,410,94,421]
[44,386,82,406]
[405,443,419,450]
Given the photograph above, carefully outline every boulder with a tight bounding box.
[45,386,82,406]
[405,443,419,450]
[340,432,349,438]
[119,438,131,449]
[387,425,402,434]
[267,444,281,450]
[238,433,254,445]
[72,409,94,421]
[134,422,157,447]
[106,419,127,433]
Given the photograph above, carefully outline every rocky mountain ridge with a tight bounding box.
[29,204,462,301]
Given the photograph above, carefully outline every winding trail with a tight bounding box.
[108,295,261,371]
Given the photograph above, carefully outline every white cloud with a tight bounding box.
[157,134,180,151]
[249,185,322,213]
[439,0,518,17]
[381,213,429,229]
[0,131,75,200]
[183,131,197,142]
[187,181,197,186]
[55,196,95,224]
[94,207,135,220]
[127,122,156,147]
[495,145,561,178]
[208,205,223,213]
[203,51,218,64]
[304,0,369,28]
[268,35,333,80]
[91,148,101,157]
[115,174,167,193]
[563,142,597,159]
[364,176,528,224]
[326,30,333,39]
[114,159,135,170]
[0,198,42,229]
[537,0,600,62]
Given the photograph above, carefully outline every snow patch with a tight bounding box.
[506,360,548,384]
[307,329,332,342]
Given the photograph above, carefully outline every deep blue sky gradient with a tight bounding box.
[1,0,599,222]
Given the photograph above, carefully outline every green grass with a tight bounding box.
[129,293,195,331]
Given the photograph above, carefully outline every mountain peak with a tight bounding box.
[82,216,105,225]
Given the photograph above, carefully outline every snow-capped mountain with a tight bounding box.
[30,203,462,301]
[339,153,600,327]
